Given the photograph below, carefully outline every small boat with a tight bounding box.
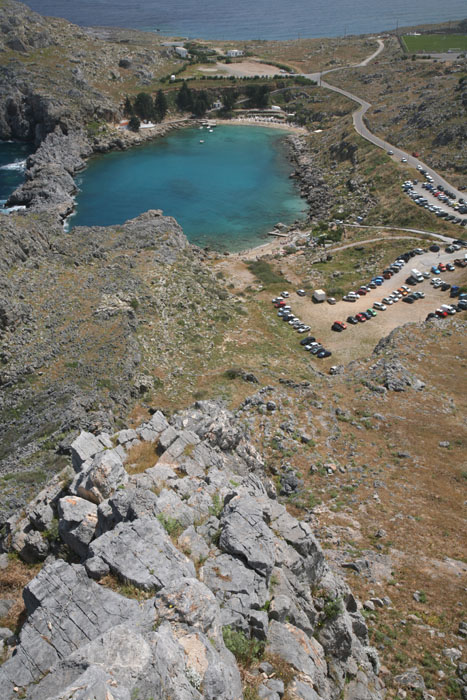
[200,140,204,143]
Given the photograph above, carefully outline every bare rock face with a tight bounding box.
[0,402,383,700]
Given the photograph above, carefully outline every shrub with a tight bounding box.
[156,514,184,538]
[222,626,265,666]
[323,597,342,621]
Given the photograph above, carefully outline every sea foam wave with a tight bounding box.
[0,159,27,171]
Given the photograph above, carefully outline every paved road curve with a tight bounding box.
[303,40,465,202]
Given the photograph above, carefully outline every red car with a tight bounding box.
[438,263,446,272]
[436,309,448,318]
[357,288,367,296]
[356,313,367,322]
[331,321,347,331]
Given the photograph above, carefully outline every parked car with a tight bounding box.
[327,297,337,305]
[356,313,367,322]
[373,301,387,310]
[366,308,377,317]
[317,349,332,358]
[429,244,440,252]
[300,336,316,345]
[296,289,306,296]
[332,321,347,331]
[310,345,324,355]
[281,291,289,298]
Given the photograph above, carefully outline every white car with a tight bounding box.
[281,291,289,298]
[382,297,393,305]
[373,302,387,311]
[296,289,306,296]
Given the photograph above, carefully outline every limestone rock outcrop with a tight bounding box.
[0,401,383,700]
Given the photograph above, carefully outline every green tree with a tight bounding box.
[134,92,154,121]
[246,84,270,108]
[176,81,193,112]
[221,89,237,112]
[128,116,141,132]
[123,96,134,117]
[191,90,210,117]
[154,90,168,122]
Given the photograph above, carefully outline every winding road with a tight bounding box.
[303,39,465,202]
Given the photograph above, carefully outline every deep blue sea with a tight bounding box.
[22,0,466,39]
[69,126,306,251]
[0,141,34,210]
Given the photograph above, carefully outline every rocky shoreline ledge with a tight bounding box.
[0,400,383,700]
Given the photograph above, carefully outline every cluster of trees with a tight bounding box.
[175,82,211,117]
[124,90,168,131]
[245,84,271,108]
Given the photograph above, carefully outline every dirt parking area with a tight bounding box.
[264,251,467,364]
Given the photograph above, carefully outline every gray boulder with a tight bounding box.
[70,431,105,470]
[57,496,98,557]
[87,518,195,590]
[265,621,329,697]
[0,559,140,692]
[71,448,128,504]
[178,526,210,563]
[219,496,275,578]
[201,553,268,628]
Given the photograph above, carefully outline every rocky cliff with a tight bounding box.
[0,401,383,700]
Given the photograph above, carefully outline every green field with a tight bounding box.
[402,33,467,53]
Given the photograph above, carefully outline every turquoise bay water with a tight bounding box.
[70,126,306,251]
[0,141,34,207]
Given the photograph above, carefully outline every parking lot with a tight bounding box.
[271,247,467,363]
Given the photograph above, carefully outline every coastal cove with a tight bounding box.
[68,125,307,252]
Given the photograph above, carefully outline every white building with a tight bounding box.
[213,99,223,110]
[175,46,189,59]
[226,49,244,58]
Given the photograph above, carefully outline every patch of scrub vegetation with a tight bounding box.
[246,260,289,287]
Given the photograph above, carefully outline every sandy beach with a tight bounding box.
[214,117,307,135]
